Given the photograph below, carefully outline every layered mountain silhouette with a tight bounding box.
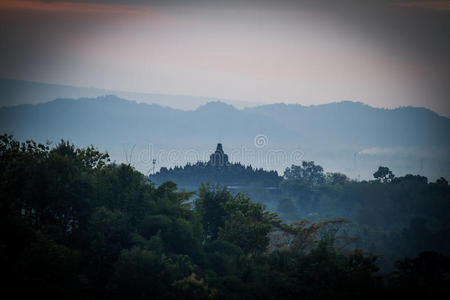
[1,94,449,180]
[0,78,258,110]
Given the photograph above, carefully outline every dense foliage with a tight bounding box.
[1,135,449,299]
[278,163,450,271]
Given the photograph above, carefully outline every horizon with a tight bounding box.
[2,90,449,181]
[2,77,449,118]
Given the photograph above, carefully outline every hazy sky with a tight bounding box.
[1,0,449,116]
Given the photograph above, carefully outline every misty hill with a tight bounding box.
[245,101,450,148]
[0,78,259,110]
[1,95,449,180]
[0,96,291,146]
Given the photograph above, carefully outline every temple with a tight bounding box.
[209,143,229,167]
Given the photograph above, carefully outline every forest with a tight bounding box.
[1,134,450,299]
[152,158,450,272]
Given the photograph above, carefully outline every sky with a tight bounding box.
[1,0,449,116]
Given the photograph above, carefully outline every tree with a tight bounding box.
[194,184,232,241]
[325,172,348,185]
[218,193,280,255]
[2,135,450,298]
[107,247,195,299]
[284,161,325,187]
[391,251,450,298]
[373,166,395,183]
[436,177,448,185]
[195,184,280,255]
[172,273,216,299]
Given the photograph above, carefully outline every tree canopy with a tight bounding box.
[1,135,449,299]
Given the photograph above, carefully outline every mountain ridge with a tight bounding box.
[0,78,260,110]
[2,77,448,119]
[2,95,448,145]
[1,95,449,180]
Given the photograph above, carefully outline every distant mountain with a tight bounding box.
[244,101,450,148]
[0,78,260,110]
[1,95,449,180]
[0,96,290,145]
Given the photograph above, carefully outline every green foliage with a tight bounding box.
[1,135,448,298]
[195,184,280,255]
[326,172,349,185]
[389,251,450,298]
[195,184,232,241]
[107,247,194,299]
[277,160,450,272]
[172,273,216,300]
[284,161,326,186]
[218,193,280,255]
[12,232,84,298]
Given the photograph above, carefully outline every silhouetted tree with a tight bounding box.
[373,166,395,183]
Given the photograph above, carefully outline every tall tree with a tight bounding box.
[373,166,395,183]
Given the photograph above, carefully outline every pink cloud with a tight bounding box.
[0,0,152,15]
[391,1,450,11]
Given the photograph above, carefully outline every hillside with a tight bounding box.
[0,78,258,110]
[1,95,449,180]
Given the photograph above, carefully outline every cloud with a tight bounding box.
[358,147,401,156]
[391,1,450,11]
[357,147,447,158]
[0,0,152,15]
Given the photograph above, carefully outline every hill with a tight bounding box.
[0,78,258,110]
[1,95,449,180]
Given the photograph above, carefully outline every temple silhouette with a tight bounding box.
[209,143,229,167]
[150,142,281,189]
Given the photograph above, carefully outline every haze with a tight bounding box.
[1,0,449,116]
